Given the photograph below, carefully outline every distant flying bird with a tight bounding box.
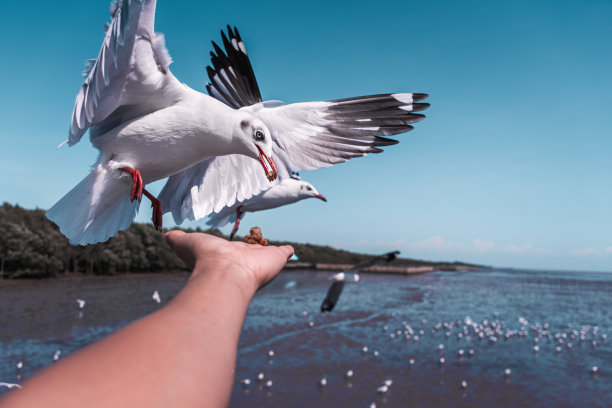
[321,251,399,312]
[0,382,21,390]
[205,173,326,240]
[48,0,429,246]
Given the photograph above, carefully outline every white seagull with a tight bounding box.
[0,382,21,390]
[320,251,399,312]
[48,0,429,246]
[205,173,326,240]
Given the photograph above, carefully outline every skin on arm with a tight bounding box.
[0,230,293,408]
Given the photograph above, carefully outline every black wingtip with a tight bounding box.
[234,26,243,42]
[412,103,430,112]
[386,250,400,262]
[413,93,429,102]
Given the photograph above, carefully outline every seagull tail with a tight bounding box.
[46,164,139,246]
[205,206,236,228]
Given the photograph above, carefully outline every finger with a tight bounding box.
[281,245,295,261]
[163,229,186,248]
[163,230,197,269]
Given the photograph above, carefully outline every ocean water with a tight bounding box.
[0,268,610,407]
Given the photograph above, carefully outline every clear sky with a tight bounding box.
[1,0,611,272]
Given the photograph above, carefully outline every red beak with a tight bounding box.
[257,146,277,182]
[315,194,327,202]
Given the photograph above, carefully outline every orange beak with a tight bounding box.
[314,194,327,202]
[257,145,277,182]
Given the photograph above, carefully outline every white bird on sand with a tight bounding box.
[377,385,389,394]
[0,382,21,390]
[76,299,86,309]
[319,376,327,387]
[205,173,326,240]
[47,1,428,246]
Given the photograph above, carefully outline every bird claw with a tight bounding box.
[120,167,143,202]
[120,167,162,230]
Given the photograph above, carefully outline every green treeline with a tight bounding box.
[0,203,190,278]
[0,203,479,279]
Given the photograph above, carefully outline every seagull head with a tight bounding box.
[299,181,327,202]
[237,115,277,182]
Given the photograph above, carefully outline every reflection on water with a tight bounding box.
[1,269,610,407]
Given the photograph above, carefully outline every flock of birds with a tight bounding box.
[232,311,606,404]
[46,0,429,245]
[1,281,607,404]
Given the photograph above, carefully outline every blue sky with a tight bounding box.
[1,0,611,271]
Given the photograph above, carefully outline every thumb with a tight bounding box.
[163,229,186,248]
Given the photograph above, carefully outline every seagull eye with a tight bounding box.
[254,130,265,142]
[307,186,312,191]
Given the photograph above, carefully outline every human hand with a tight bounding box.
[163,230,294,296]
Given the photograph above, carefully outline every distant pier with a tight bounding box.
[283,262,478,275]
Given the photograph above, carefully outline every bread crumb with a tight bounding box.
[245,226,268,246]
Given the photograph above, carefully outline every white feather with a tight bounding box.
[47,164,139,245]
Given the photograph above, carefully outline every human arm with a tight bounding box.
[0,230,293,408]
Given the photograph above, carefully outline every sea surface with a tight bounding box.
[0,268,610,407]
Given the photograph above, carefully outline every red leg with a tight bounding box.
[143,189,163,231]
[119,167,162,231]
[229,206,243,241]
[119,167,143,202]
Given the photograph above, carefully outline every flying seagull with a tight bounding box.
[158,25,429,227]
[48,0,429,246]
[205,173,326,240]
[0,382,21,390]
[321,251,399,312]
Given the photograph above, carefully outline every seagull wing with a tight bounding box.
[68,0,185,145]
[205,25,262,109]
[345,250,400,273]
[159,154,272,223]
[321,281,345,312]
[250,93,428,173]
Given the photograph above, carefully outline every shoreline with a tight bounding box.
[283,262,480,275]
[0,264,482,281]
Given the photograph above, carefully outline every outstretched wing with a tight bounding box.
[68,0,184,145]
[250,93,428,175]
[205,26,262,109]
[158,154,271,223]
[160,27,429,224]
